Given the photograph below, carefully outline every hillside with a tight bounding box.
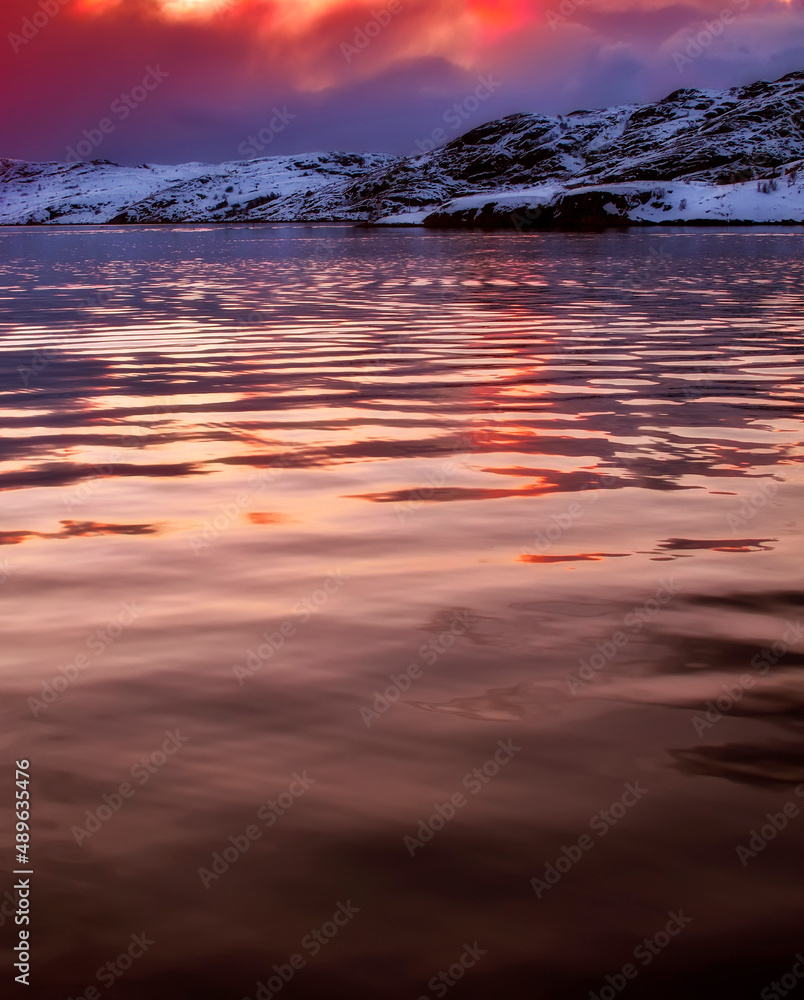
[1,71,802,228]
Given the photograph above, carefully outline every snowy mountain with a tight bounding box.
[2,71,803,228]
[0,152,396,227]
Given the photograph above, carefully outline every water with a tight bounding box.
[1,225,803,999]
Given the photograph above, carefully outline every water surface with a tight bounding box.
[1,225,803,999]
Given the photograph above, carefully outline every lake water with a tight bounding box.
[1,225,803,1000]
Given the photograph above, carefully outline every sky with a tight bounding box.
[2,0,804,164]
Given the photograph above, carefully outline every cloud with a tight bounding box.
[2,0,803,162]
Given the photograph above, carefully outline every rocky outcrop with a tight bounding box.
[1,71,802,228]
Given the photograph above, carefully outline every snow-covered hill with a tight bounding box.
[2,71,802,228]
[0,152,396,226]
[416,169,804,228]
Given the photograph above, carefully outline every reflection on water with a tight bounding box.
[1,226,803,999]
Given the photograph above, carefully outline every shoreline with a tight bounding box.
[2,217,802,229]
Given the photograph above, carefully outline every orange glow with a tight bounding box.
[71,0,530,41]
[68,0,526,89]
[75,0,405,20]
[467,0,532,30]
[73,0,120,12]
[246,512,289,524]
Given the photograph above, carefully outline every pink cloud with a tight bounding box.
[2,0,802,163]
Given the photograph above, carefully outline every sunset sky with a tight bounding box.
[3,0,804,164]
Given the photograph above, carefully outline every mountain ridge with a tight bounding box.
[1,70,802,228]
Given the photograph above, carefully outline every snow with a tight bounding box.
[426,185,562,214]
[624,176,804,224]
[0,160,209,225]
[374,210,432,226]
[419,172,804,227]
[0,153,397,226]
[1,71,802,228]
